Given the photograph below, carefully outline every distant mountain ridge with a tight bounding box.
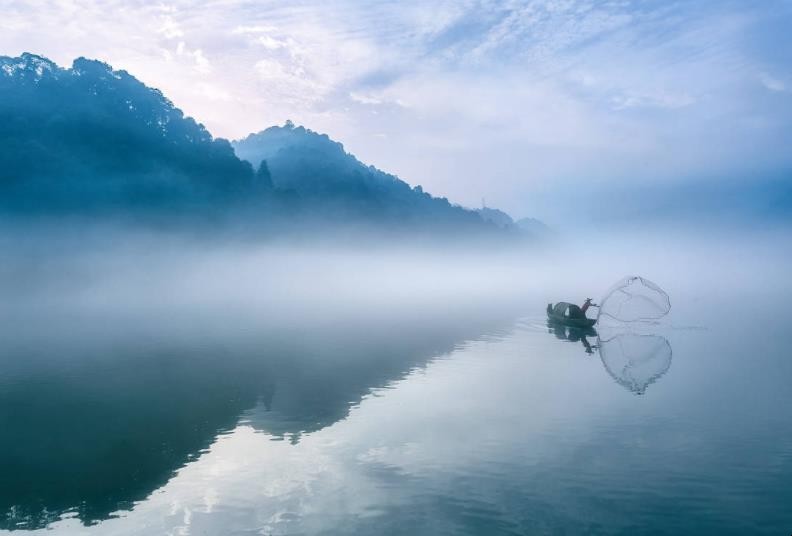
[476,207,514,228]
[233,123,487,227]
[0,52,540,238]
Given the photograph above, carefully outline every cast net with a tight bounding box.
[597,276,670,323]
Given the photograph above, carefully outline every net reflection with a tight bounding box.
[598,333,672,395]
[546,320,672,394]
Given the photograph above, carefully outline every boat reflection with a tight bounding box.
[547,320,598,354]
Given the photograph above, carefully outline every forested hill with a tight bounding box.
[0,52,526,237]
[0,53,253,214]
[232,124,483,227]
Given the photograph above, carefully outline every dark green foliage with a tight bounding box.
[0,53,254,215]
[255,160,273,189]
[233,123,485,228]
[477,207,514,228]
[0,53,517,236]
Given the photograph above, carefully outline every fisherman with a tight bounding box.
[547,300,597,320]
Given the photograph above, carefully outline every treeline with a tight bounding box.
[0,53,525,238]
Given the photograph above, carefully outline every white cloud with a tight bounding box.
[0,0,790,217]
[610,91,696,111]
[760,72,786,92]
[232,24,278,35]
[194,82,233,102]
[349,92,382,105]
[192,48,211,74]
[256,35,287,50]
[158,16,184,39]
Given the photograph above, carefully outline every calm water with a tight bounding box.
[1,267,791,535]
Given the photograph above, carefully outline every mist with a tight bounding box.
[3,1,792,531]
[3,221,790,332]
[3,219,792,531]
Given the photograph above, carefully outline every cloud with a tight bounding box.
[168,41,211,75]
[610,91,696,111]
[1,0,791,219]
[760,72,786,92]
[256,35,288,50]
[349,92,382,105]
[192,48,211,74]
[158,15,184,39]
[195,82,233,102]
[231,24,278,35]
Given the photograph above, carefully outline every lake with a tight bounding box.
[1,237,791,535]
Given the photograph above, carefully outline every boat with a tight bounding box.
[546,302,597,328]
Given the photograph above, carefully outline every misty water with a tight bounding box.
[1,233,791,535]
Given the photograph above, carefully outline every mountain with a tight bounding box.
[476,208,553,240]
[476,207,514,228]
[515,217,553,237]
[0,53,531,238]
[233,123,488,229]
[0,53,256,215]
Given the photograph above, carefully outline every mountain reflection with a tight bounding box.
[0,303,520,530]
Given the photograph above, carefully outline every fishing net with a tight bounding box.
[597,276,670,323]
[598,333,672,395]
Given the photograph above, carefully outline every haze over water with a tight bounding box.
[2,231,790,535]
[3,0,792,532]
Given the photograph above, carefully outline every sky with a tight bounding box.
[1,0,791,222]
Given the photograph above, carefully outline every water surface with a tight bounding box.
[1,243,791,535]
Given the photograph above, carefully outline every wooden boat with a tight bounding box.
[546,302,596,328]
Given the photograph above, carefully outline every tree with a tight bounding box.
[256,160,273,189]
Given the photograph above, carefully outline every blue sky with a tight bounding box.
[1,0,791,222]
